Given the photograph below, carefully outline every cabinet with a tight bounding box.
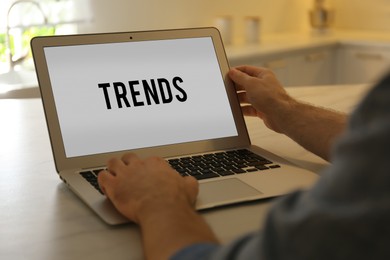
[228,41,390,86]
[229,46,336,86]
[288,48,335,86]
[229,54,289,86]
[336,44,390,84]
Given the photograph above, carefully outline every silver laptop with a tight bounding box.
[31,27,318,225]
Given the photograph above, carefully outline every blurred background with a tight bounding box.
[2,0,390,95]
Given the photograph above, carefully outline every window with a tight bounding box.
[0,0,91,73]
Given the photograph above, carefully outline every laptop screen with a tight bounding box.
[43,37,238,158]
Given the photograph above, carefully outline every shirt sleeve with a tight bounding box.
[170,232,263,260]
[170,243,219,260]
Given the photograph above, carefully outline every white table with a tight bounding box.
[0,84,371,260]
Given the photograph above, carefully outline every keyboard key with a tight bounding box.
[246,168,258,172]
[232,168,246,174]
[256,165,269,170]
[194,173,220,180]
[188,171,202,176]
[218,171,235,176]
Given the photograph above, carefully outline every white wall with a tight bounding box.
[79,0,390,39]
[80,0,312,42]
[329,0,390,32]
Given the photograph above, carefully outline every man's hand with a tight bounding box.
[229,65,295,133]
[97,153,218,259]
[229,65,347,161]
[98,153,198,223]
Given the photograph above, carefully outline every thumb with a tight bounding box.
[183,176,199,205]
[229,68,254,91]
[229,67,250,82]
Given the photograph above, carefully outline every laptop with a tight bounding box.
[31,27,318,225]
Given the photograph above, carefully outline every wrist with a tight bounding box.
[263,93,299,134]
[276,98,302,134]
[134,193,198,224]
[136,200,219,259]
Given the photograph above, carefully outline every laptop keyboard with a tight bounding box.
[168,149,280,179]
[80,169,105,194]
[80,149,280,194]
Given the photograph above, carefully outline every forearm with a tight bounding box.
[276,99,347,161]
[228,66,347,161]
[139,203,219,260]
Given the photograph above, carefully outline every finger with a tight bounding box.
[144,155,167,165]
[183,176,199,205]
[106,157,126,176]
[143,156,171,174]
[234,83,245,92]
[229,68,259,89]
[231,78,246,92]
[241,105,260,117]
[237,91,250,104]
[121,152,140,165]
[98,169,116,195]
[234,65,271,78]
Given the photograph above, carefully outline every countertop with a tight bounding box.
[226,30,390,61]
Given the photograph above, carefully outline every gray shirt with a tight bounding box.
[172,74,390,259]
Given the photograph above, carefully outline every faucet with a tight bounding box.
[5,0,48,71]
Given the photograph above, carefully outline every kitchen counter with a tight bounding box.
[225,30,390,87]
[2,30,390,99]
[226,30,390,62]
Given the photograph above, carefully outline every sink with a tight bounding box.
[0,70,38,93]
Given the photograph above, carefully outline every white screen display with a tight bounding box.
[44,37,238,158]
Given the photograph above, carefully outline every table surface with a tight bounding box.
[0,83,372,260]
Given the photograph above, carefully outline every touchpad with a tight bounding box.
[196,178,263,209]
